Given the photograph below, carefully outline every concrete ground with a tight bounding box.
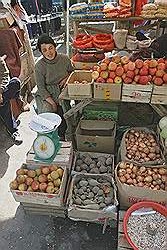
[0,104,117,250]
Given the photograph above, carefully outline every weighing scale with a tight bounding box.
[29,113,62,163]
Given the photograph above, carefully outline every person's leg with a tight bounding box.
[2,77,20,101]
[0,101,16,134]
[57,105,67,140]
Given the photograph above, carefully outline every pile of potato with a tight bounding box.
[74,153,113,174]
[72,176,114,209]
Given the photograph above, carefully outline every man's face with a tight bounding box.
[40,43,56,60]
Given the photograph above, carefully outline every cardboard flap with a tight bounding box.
[80,120,115,131]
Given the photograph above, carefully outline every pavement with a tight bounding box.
[0,102,117,250]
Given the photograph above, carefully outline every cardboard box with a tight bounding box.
[72,151,114,175]
[67,70,93,97]
[76,120,116,154]
[121,83,153,103]
[67,174,118,222]
[94,83,122,100]
[11,164,68,207]
[115,164,167,209]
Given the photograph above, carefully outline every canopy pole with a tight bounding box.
[66,0,70,56]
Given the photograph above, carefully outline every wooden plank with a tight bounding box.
[122,84,152,91]
[150,104,167,117]
[122,95,150,103]
[152,85,167,95]
[118,233,132,249]
[64,99,92,119]
[151,95,167,105]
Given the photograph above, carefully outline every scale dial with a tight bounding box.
[33,135,55,160]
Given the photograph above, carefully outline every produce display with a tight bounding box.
[71,51,105,63]
[74,152,113,174]
[72,33,115,52]
[91,56,167,85]
[127,211,166,250]
[141,2,167,18]
[123,129,163,164]
[9,165,64,194]
[103,1,132,18]
[72,176,114,209]
[117,162,167,191]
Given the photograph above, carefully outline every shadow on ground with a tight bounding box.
[0,205,117,250]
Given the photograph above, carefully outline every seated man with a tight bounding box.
[0,55,22,145]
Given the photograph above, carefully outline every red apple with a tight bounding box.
[157,63,166,71]
[25,177,33,186]
[39,183,47,192]
[139,66,148,76]
[92,71,99,80]
[41,167,50,175]
[149,59,158,68]
[114,76,122,84]
[149,68,157,76]
[163,73,167,83]
[27,170,36,178]
[157,58,165,64]
[134,75,140,83]
[108,62,117,71]
[96,77,105,83]
[38,174,48,183]
[138,75,149,85]
[124,77,133,84]
[134,69,139,75]
[111,54,121,64]
[135,59,143,69]
[92,65,101,72]
[123,64,128,72]
[109,71,116,79]
[122,73,126,80]
[102,58,111,65]
[115,66,124,76]
[100,70,109,79]
[154,77,163,86]
[121,56,130,64]
[106,78,114,83]
[100,62,108,71]
[127,62,136,71]
[156,70,165,77]
[31,181,39,191]
[126,70,135,79]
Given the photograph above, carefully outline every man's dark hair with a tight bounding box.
[37,33,56,52]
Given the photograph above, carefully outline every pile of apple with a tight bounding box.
[9,165,64,194]
[91,55,167,85]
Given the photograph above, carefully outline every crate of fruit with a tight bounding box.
[72,151,114,175]
[121,83,153,103]
[10,164,68,207]
[67,70,93,97]
[67,173,118,222]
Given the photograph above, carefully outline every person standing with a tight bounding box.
[0,56,22,145]
[34,33,74,140]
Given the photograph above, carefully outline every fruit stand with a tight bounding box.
[9,0,167,249]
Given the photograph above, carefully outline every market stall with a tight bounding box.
[8,0,167,249]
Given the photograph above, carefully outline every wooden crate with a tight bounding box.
[117,210,133,250]
[26,141,73,170]
[121,84,153,103]
[151,85,167,105]
[94,83,122,101]
[21,202,66,218]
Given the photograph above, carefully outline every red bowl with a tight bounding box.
[123,201,167,250]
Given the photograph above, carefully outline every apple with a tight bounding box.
[92,71,99,80]
[9,180,18,190]
[138,76,149,85]
[108,62,117,71]
[25,177,33,186]
[163,73,167,83]
[35,168,42,176]
[149,68,157,76]
[47,182,54,187]
[39,183,47,192]
[115,66,124,76]
[27,170,36,178]
[38,174,48,183]
[96,77,105,83]
[46,185,55,194]
[123,64,128,72]
[127,62,136,71]
[109,71,116,79]
[41,166,50,175]
[139,66,148,76]
[16,169,25,176]
[156,70,165,77]
[124,77,133,84]
[122,73,126,80]
[18,183,27,191]
[111,54,121,64]
[121,56,130,64]
[154,77,163,86]
[126,70,135,79]
[106,78,114,83]
[31,181,39,191]
[27,186,34,192]
[16,175,26,184]
[157,58,165,64]
[100,70,109,79]
[49,165,58,171]
[134,75,140,83]
[149,59,158,68]
[134,69,139,75]
[100,62,108,71]
[135,59,143,69]
[92,65,101,72]
[47,174,54,182]
[114,76,122,84]
[157,63,166,71]
[102,58,111,65]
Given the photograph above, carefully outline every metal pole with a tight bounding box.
[66,0,70,56]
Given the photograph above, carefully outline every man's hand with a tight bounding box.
[0,93,3,105]
[59,76,68,90]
